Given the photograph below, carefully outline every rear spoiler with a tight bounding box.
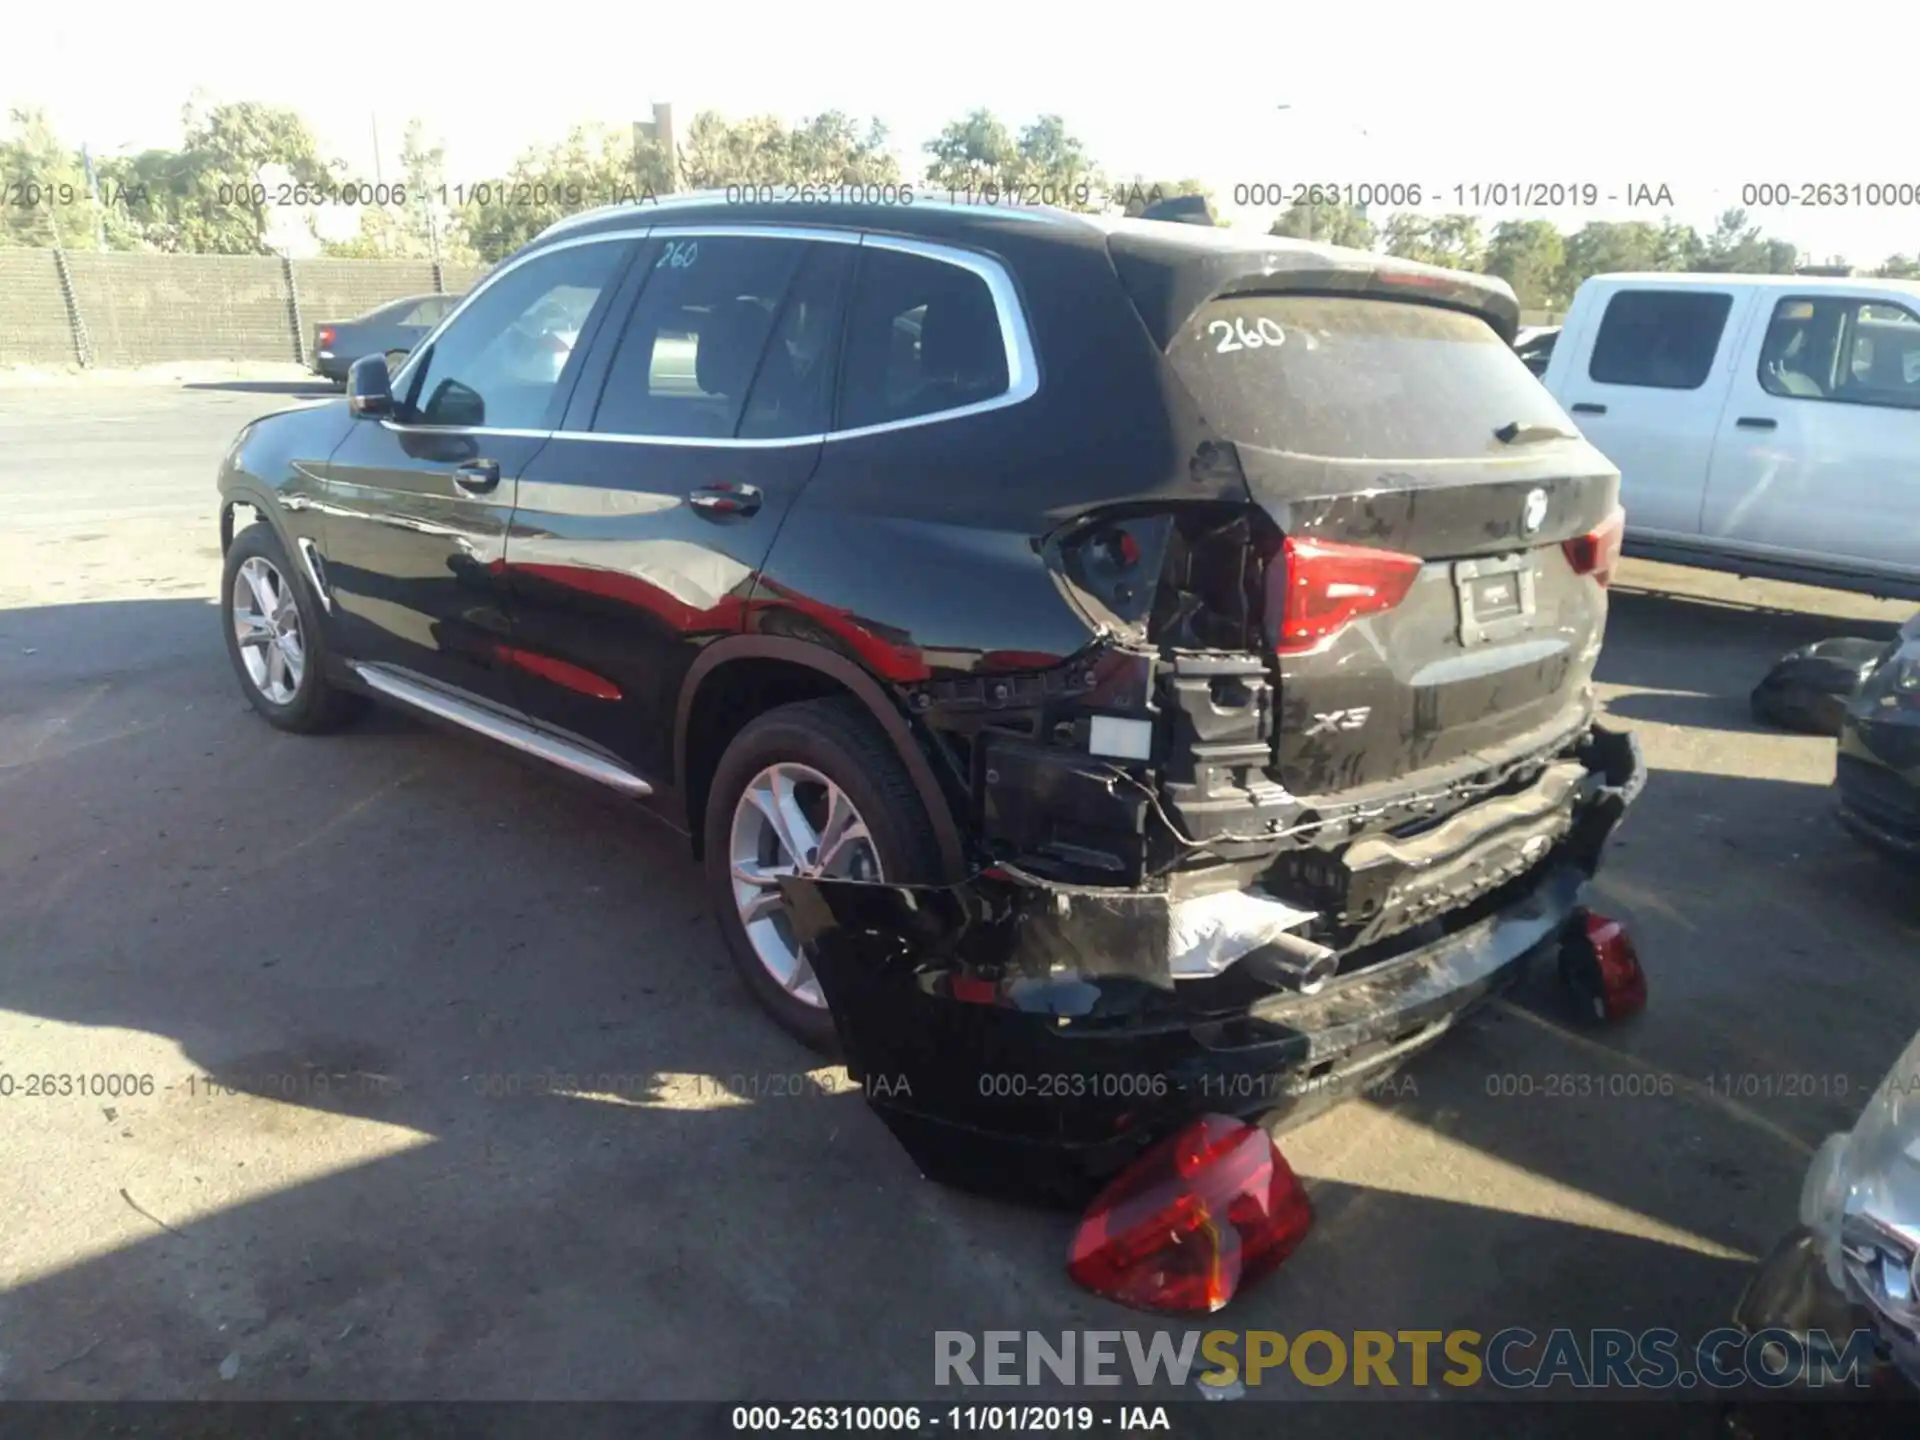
[1136,194,1219,227]
[1105,228,1522,347]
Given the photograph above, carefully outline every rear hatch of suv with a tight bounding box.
[1107,229,1623,815]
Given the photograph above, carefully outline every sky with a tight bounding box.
[7,0,1917,266]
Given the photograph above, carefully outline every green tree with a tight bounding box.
[1381,213,1483,270]
[922,110,1104,209]
[1876,254,1920,279]
[323,121,473,262]
[677,110,899,190]
[147,100,342,253]
[1482,220,1566,309]
[457,123,661,262]
[0,109,142,249]
[1700,207,1798,273]
[1559,221,1664,294]
[1653,219,1706,271]
[1268,199,1374,248]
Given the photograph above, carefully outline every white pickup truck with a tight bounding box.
[1540,273,1920,598]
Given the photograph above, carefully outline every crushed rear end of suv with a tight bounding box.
[781,216,1645,1204]
[214,197,1642,1208]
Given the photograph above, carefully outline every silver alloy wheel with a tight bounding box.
[728,761,883,1008]
[232,555,306,705]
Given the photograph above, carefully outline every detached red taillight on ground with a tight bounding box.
[1067,1115,1313,1314]
[1558,909,1647,1023]
[1563,506,1627,588]
[1266,535,1423,655]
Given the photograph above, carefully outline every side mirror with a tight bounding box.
[346,353,394,418]
[383,348,411,374]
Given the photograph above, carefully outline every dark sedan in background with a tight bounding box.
[1514,324,1560,377]
[1836,613,1920,860]
[312,293,460,385]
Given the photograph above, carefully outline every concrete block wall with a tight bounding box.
[0,250,83,366]
[67,253,291,368]
[0,250,494,370]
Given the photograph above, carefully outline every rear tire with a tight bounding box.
[222,523,365,734]
[703,697,944,1054]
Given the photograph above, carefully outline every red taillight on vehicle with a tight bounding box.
[1067,1114,1313,1314]
[1563,507,1626,588]
[316,327,335,346]
[1266,535,1422,655]
[1558,910,1647,1023]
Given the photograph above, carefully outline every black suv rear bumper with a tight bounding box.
[785,724,1645,1207]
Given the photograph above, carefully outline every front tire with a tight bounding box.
[222,523,364,734]
[703,698,945,1053]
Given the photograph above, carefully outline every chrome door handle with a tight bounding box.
[688,482,762,518]
[453,461,500,493]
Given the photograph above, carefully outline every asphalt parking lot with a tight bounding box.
[2,374,1917,1414]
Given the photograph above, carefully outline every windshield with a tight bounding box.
[1167,294,1571,459]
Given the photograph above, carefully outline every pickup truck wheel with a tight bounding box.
[222,523,363,734]
[704,698,944,1054]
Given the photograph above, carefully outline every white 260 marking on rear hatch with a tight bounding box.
[1207,316,1286,353]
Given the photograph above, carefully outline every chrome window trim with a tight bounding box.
[644,224,864,246]
[550,428,824,449]
[549,226,1040,447]
[384,224,1042,447]
[377,421,554,440]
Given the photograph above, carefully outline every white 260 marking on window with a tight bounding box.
[1208,316,1287,353]
[659,240,700,270]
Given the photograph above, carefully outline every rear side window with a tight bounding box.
[1166,295,1568,459]
[1587,289,1733,390]
[837,247,1010,430]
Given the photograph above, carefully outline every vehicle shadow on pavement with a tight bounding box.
[0,595,1908,1412]
[1601,585,1903,695]
[181,381,339,397]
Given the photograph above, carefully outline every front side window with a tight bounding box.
[836,247,1010,430]
[1587,289,1733,390]
[402,240,630,430]
[1762,296,1920,409]
[590,236,818,439]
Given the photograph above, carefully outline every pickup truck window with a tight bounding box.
[1759,296,1920,410]
[1587,289,1733,390]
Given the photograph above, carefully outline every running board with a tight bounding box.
[348,662,653,798]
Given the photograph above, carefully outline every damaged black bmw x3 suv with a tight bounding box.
[217,194,1643,1199]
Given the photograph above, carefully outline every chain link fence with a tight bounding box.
[0,249,491,369]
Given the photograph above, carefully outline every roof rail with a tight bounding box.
[534,189,735,242]
[530,186,1088,245]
